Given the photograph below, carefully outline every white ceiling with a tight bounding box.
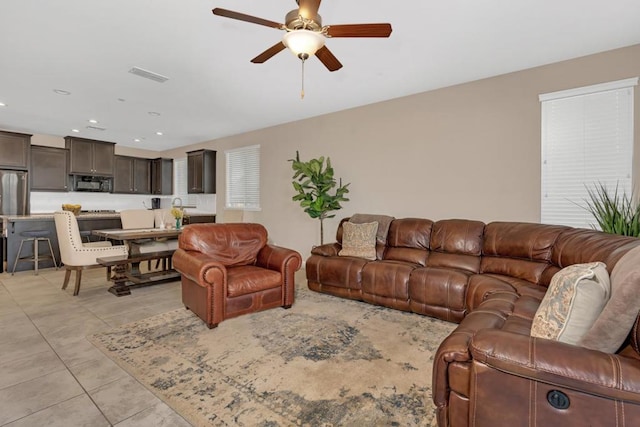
[1,0,639,151]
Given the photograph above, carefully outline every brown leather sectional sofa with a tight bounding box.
[306,217,640,427]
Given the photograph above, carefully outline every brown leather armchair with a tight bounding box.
[172,223,302,328]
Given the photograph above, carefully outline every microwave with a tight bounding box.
[72,175,112,192]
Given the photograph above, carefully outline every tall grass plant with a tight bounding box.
[584,182,640,237]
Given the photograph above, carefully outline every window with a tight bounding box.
[172,158,197,206]
[225,145,260,210]
[540,78,637,229]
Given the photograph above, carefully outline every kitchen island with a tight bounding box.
[1,212,121,273]
[1,211,215,273]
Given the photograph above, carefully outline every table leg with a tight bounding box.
[107,263,131,296]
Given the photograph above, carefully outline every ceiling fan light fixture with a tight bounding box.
[283,30,325,59]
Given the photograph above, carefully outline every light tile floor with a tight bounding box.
[0,266,192,426]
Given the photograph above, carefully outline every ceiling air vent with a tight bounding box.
[128,66,169,83]
[86,125,106,131]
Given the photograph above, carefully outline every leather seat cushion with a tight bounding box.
[227,265,281,297]
[408,266,472,312]
[306,255,369,290]
[362,260,415,299]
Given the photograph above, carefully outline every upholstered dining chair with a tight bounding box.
[120,209,178,270]
[120,209,178,252]
[54,211,128,296]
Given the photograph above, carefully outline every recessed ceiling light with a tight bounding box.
[133,138,141,142]
[148,111,161,116]
[88,119,98,124]
[71,129,80,133]
[156,131,163,136]
[0,102,6,107]
[53,89,71,95]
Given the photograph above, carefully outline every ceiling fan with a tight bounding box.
[212,0,393,73]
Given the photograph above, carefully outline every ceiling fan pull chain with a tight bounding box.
[300,58,306,99]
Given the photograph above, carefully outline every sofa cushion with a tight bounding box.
[339,221,378,260]
[408,266,472,322]
[481,222,566,284]
[226,265,282,297]
[531,262,610,345]
[384,218,432,266]
[580,245,640,353]
[362,260,415,312]
[427,219,484,274]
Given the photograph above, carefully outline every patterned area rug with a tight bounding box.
[89,285,456,426]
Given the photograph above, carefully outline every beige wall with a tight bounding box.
[24,44,640,258]
[161,44,640,259]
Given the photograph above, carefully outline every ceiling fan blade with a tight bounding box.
[251,42,287,64]
[212,8,283,29]
[326,23,392,38]
[297,0,322,21]
[315,46,343,72]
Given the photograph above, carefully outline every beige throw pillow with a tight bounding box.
[339,221,378,260]
[530,262,610,345]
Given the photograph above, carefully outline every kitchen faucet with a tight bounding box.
[171,197,183,208]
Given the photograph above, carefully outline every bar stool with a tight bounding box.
[11,230,58,275]
[79,230,92,243]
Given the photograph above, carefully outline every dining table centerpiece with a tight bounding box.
[171,207,184,229]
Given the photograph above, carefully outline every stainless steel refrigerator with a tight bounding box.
[0,170,28,215]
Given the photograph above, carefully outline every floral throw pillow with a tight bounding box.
[531,262,610,345]
[338,221,378,260]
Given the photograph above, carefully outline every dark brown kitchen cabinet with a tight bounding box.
[65,136,115,176]
[31,146,69,191]
[151,158,173,195]
[182,214,216,225]
[0,130,31,170]
[113,155,150,194]
[187,149,216,194]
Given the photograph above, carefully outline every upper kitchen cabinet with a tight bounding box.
[65,136,115,176]
[187,149,216,194]
[31,146,69,191]
[113,155,151,194]
[151,158,173,195]
[0,130,31,170]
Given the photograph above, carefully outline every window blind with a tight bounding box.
[225,145,260,210]
[540,78,637,229]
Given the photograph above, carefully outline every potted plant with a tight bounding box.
[289,151,350,245]
[583,182,640,237]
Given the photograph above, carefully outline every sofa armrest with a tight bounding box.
[432,309,509,407]
[172,248,227,288]
[311,243,341,257]
[256,245,302,306]
[256,244,302,273]
[471,329,640,404]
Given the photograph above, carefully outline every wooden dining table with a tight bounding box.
[92,227,183,295]
[92,227,182,253]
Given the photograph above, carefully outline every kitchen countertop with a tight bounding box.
[1,210,216,221]
[1,212,121,221]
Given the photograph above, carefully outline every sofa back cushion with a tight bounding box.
[428,219,484,273]
[481,222,566,285]
[552,228,640,272]
[179,223,267,267]
[383,218,432,266]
